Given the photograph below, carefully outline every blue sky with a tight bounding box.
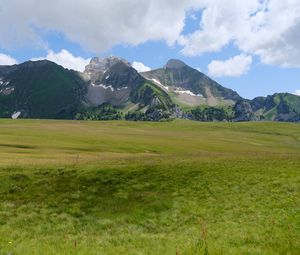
[0,0,300,99]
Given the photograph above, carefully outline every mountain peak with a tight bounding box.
[164,59,187,69]
[89,56,129,67]
[84,56,130,75]
[22,60,55,67]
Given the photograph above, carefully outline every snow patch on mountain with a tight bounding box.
[91,83,128,92]
[12,111,21,119]
[91,83,115,91]
[150,78,169,91]
[0,79,14,95]
[0,78,10,87]
[0,87,15,95]
[175,89,203,97]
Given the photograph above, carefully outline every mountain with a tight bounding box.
[251,93,300,121]
[81,56,174,120]
[233,99,258,122]
[0,56,299,122]
[82,56,145,107]
[0,57,174,120]
[230,93,300,122]
[0,60,86,119]
[141,59,241,107]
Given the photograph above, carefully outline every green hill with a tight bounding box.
[0,61,86,119]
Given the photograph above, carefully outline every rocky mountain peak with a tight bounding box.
[85,56,129,74]
[83,56,131,83]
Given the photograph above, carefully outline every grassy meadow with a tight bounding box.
[0,119,299,254]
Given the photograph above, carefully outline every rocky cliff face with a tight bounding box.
[233,100,257,121]
[84,56,130,83]
[82,57,145,107]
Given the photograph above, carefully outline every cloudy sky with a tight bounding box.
[0,0,300,99]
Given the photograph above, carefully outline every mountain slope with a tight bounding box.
[131,82,173,110]
[251,93,300,121]
[82,57,140,107]
[0,58,175,120]
[142,59,241,107]
[0,61,86,119]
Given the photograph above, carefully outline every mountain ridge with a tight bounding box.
[0,57,299,122]
[141,58,242,107]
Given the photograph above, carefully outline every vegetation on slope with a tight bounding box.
[128,82,174,121]
[251,93,300,121]
[0,61,86,119]
[130,82,174,109]
[189,105,234,121]
[75,103,123,120]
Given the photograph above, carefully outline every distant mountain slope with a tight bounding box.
[141,59,241,107]
[0,61,86,119]
[251,93,300,121]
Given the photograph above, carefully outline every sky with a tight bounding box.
[0,0,300,99]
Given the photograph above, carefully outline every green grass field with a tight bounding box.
[0,119,299,254]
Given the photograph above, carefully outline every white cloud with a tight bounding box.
[32,49,90,72]
[179,1,260,56]
[293,90,300,96]
[0,53,18,65]
[132,61,151,72]
[236,0,300,68]
[208,54,252,77]
[1,0,300,69]
[0,0,197,52]
[180,0,300,67]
